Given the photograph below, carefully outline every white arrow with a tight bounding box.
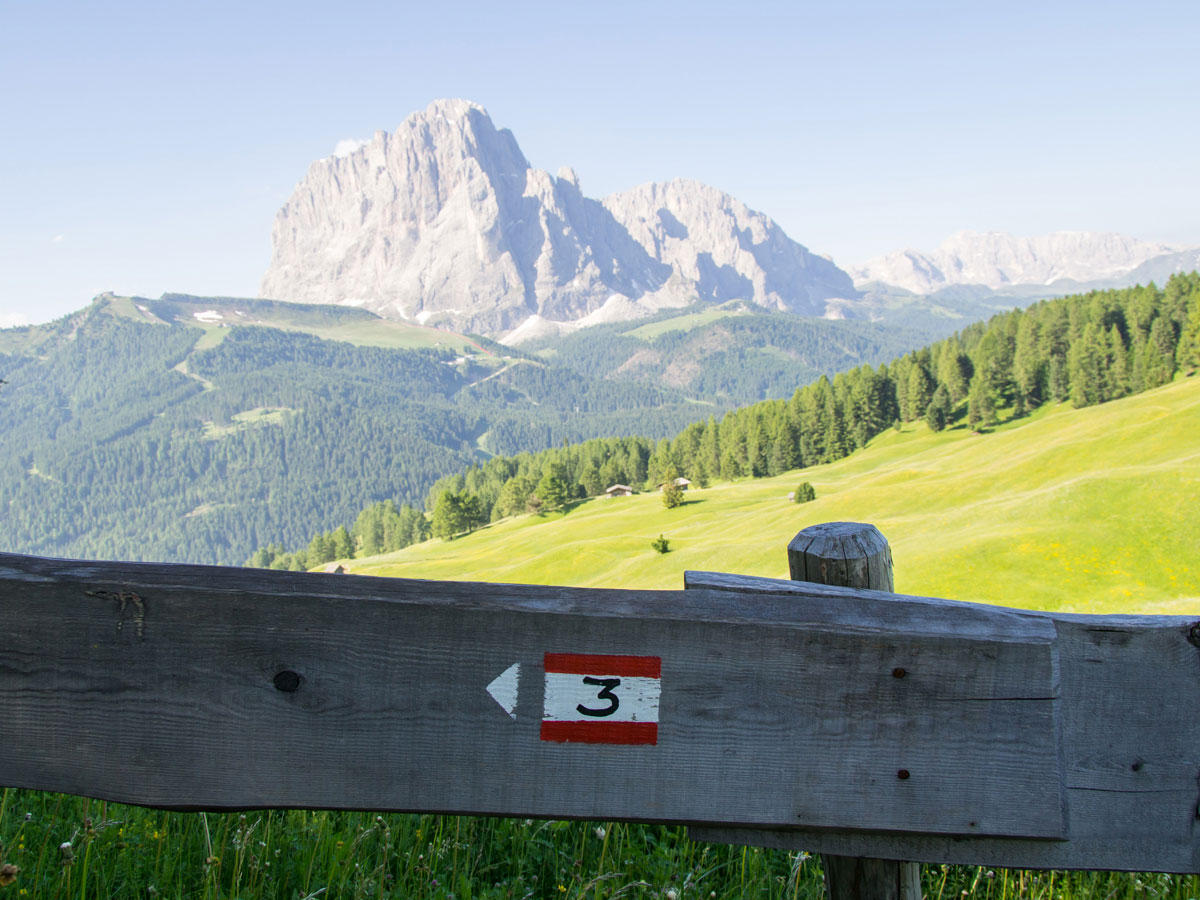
[486,663,520,719]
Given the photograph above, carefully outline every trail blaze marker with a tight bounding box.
[486,663,520,719]
[541,653,661,745]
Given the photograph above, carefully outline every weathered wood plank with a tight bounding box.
[0,552,1061,841]
[686,569,1200,873]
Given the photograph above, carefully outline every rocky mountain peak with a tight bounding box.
[260,100,856,336]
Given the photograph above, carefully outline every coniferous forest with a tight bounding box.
[251,273,1200,570]
[0,294,920,565]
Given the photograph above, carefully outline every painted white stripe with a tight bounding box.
[543,673,661,723]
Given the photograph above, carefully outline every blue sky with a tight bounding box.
[2,0,1197,325]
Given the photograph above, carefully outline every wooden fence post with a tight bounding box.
[787,522,921,900]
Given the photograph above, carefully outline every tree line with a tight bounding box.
[248,272,1200,569]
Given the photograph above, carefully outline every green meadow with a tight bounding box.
[624,305,749,341]
[3,380,1199,899]
[350,375,1200,617]
[106,293,498,355]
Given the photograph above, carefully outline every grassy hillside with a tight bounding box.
[148,293,496,354]
[348,374,1200,616]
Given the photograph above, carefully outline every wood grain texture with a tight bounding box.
[787,522,895,592]
[686,569,1200,873]
[822,855,922,900]
[0,552,1060,841]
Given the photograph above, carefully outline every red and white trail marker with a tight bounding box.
[484,653,662,746]
[541,653,661,745]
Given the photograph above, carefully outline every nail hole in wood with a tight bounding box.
[892,667,906,678]
[273,670,302,692]
[897,769,910,780]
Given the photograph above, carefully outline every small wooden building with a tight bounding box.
[605,484,634,498]
[658,477,692,492]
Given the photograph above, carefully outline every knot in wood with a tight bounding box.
[86,589,146,638]
[273,670,302,692]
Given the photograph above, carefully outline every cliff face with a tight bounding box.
[602,179,855,315]
[849,231,1178,294]
[260,100,856,335]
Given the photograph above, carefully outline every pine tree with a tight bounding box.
[352,504,385,557]
[1068,322,1105,408]
[332,525,354,559]
[1148,316,1178,384]
[892,356,913,421]
[906,361,936,420]
[966,374,996,430]
[579,462,604,497]
[937,344,971,404]
[769,417,801,474]
[1012,313,1043,411]
[598,457,623,490]
[822,389,847,461]
[431,491,462,539]
[973,329,1014,407]
[307,531,335,566]
[536,464,571,511]
[495,475,534,518]
[924,384,951,432]
[698,417,721,483]
[397,505,429,546]
[1106,325,1129,400]
[1179,288,1200,373]
[1048,354,1070,402]
[647,438,675,487]
[662,481,684,509]
[720,426,747,480]
[1141,335,1172,389]
[746,418,769,477]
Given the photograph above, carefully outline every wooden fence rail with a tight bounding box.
[2,521,1199,887]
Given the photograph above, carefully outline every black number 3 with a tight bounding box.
[577,676,621,717]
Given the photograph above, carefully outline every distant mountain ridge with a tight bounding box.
[260,99,855,337]
[260,99,1195,340]
[850,230,1182,294]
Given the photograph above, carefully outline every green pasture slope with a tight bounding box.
[3,383,1198,900]
[351,375,1200,616]
[143,293,496,355]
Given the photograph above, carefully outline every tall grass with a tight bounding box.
[1,788,1198,899]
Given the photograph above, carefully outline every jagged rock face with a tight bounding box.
[260,100,855,335]
[850,231,1177,294]
[603,180,855,314]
